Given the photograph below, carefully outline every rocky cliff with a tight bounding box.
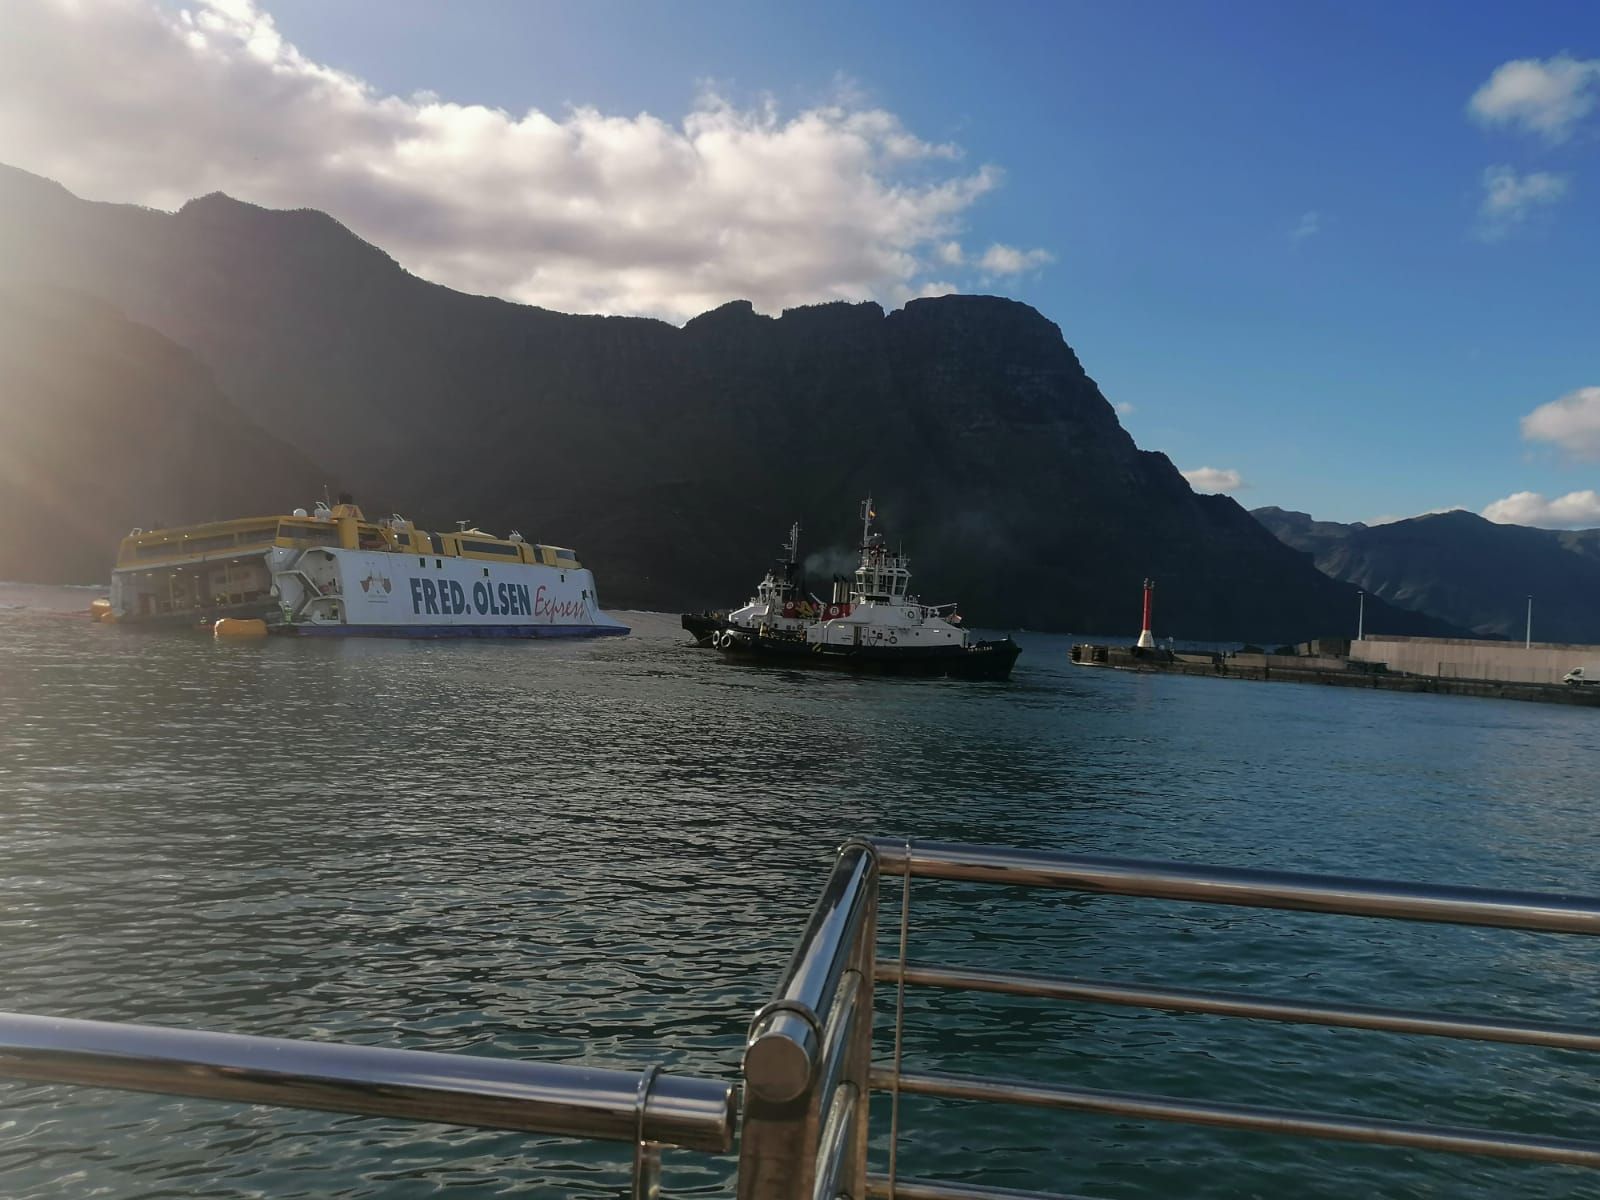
[0,164,1457,639]
[0,284,326,583]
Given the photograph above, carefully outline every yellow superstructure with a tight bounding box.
[116,504,580,571]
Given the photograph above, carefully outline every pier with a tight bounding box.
[1070,639,1600,708]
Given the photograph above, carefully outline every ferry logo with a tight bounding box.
[409,576,532,618]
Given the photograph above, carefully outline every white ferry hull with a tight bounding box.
[113,546,629,639]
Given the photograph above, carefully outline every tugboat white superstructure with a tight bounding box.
[683,499,1019,679]
[107,496,628,639]
[682,522,815,646]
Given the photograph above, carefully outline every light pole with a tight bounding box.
[1526,595,1533,649]
[1357,590,1365,642]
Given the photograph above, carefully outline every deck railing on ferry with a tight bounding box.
[739,837,1600,1200]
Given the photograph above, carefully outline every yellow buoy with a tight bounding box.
[213,617,269,640]
[89,598,112,621]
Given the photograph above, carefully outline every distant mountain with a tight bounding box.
[0,163,1459,640]
[1254,507,1600,643]
[0,285,327,584]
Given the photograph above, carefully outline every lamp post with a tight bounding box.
[1526,595,1533,650]
[1357,590,1365,642]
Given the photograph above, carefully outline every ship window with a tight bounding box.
[277,522,339,548]
[418,557,426,567]
[460,539,521,557]
[429,533,445,555]
[435,559,443,569]
[483,568,490,577]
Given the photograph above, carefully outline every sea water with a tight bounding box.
[1,607,1598,1198]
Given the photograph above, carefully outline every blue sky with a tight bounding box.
[7,0,1598,526]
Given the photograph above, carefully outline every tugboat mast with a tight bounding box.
[860,496,875,547]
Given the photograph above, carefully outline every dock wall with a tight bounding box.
[1070,643,1600,709]
[1349,636,1600,685]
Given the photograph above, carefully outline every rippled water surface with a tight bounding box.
[3,608,1600,1198]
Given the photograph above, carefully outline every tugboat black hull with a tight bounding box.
[681,612,725,646]
[701,626,1020,680]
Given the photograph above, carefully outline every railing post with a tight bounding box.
[843,852,879,1197]
[633,1065,662,1200]
[737,841,878,1200]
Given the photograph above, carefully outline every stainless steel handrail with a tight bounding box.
[865,1177,1097,1200]
[739,839,879,1200]
[868,838,1600,932]
[15,837,1600,1200]
[880,962,1600,1051]
[745,840,876,1104]
[876,1069,1600,1167]
[0,1012,734,1152]
[852,837,1600,1199]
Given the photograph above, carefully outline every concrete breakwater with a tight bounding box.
[1070,640,1600,708]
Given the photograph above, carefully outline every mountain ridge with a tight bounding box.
[1254,506,1600,643]
[0,163,1461,640]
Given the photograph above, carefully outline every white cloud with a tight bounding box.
[1290,211,1320,241]
[976,242,1054,275]
[1469,55,1600,143]
[1115,401,1135,415]
[1520,386,1600,459]
[0,0,1048,321]
[1476,165,1570,239]
[1181,466,1245,494]
[936,241,965,266]
[1483,490,1600,528]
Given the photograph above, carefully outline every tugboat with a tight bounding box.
[682,522,814,646]
[685,500,1021,679]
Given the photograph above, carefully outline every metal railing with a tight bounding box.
[739,839,879,1199]
[739,837,1600,1199]
[7,838,1600,1198]
[0,1011,734,1199]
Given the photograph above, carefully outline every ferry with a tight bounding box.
[684,499,1020,679]
[106,496,628,638]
